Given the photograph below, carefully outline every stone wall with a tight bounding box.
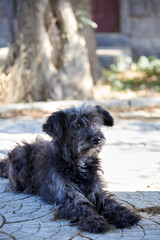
[0,0,17,47]
[120,0,160,60]
[0,0,10,47]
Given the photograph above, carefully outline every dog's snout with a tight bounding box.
[90,136,101,145]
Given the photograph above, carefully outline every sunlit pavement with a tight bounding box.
[0,116,160,239]
[102,119,160,192]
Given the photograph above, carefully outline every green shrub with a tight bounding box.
[101,55,160,91]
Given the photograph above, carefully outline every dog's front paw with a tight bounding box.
[113,210,141,228]
[79,215,109,233]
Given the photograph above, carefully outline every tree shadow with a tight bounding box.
[0,119,42,134]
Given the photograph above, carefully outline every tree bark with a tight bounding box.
[70,0,100,84]
[0,0,93,103]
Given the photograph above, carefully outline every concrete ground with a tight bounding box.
[0,108,160,239]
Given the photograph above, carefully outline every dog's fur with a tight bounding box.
[0,105,141,233]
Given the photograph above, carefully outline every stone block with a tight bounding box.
[0,39,7,47]
[96,34,129,47]
[129,0,151,16]
[152,38,160,49]
[120,18,132,35]
[0,0,8,17]
[120,0,131,35]
[120,0,130,16]
[154,18,160,35]
[130,17,158,37]
[130,38,151,49]
[152,0,160,17]
[0,18,10,40]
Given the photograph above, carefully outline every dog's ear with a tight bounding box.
[42,111,69,138]
[96,105,114,126]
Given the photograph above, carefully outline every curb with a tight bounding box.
[0,97,160,114]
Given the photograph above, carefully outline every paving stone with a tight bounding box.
[122,228,144,237]
[142,236,160,240]
[121,238,142,240]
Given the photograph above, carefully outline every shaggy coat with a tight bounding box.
[0,105,141,233]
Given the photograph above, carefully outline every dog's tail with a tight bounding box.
[0,160,8,178]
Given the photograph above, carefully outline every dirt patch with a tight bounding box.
[0,109,50,119]
[138,206,160,215]
[93,85,160,100]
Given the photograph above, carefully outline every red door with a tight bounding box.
[92,0,119,32]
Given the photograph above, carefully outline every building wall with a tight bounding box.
[0,0,11,47]
[120,0,160,60]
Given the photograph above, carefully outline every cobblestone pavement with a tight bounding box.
[0,116,160,240]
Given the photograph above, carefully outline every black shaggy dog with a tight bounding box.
[0,105,141,233]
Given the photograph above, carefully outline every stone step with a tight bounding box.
[96,33,129,47]
[96,46,132,69]
[95,33,131,68]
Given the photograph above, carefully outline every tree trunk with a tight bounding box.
[0,0,93,103]
[70,0,100,84]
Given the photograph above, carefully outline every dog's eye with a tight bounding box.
[92,121,96,126]
[76,123,81,129]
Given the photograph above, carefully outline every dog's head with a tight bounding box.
[42,105,114,157]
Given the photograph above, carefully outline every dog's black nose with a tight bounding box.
[90,136,101,145]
